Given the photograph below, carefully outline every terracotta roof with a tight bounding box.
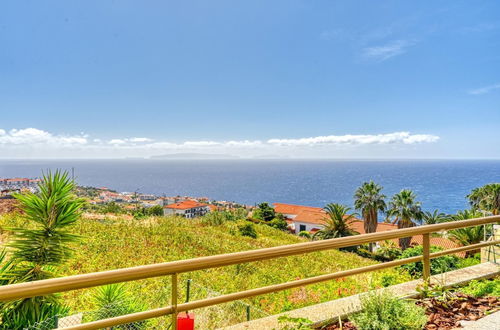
[208,204,217,211]
[274,203,322,216]
[293,209,328,225]
[164,200,208,210]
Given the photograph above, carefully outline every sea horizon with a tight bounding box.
[2,159,499,215]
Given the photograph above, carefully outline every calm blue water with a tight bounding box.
[1,160,500,214]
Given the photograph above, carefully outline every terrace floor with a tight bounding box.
[223,262,500,330]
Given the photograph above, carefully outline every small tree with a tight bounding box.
[255,202,276,222]
[1,171,84,328]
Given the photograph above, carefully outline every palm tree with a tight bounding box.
[422,209,449,225]
[448,209,487,257]
[387,189,423,250]
[354,181,386,251]
[313,203,358,241]
[1,170,84,328]
[467,183,500,215]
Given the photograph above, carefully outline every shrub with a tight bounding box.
[459,278,500,298]
[374,242,403,261]
[298,231,311,239]
[398,245,459,277]
[351,291,427,330]
[457,253,481,269]
[238,223,257,238]
[269,214,288,231]
[146,205,164,216]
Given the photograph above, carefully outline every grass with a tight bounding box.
[0,213,410,328]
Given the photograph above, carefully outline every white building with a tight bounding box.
[163,200,210,218]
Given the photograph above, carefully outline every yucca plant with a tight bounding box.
[0,170,84,329]
[91,284,147,329]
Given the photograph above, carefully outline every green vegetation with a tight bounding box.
[238,222,258,238]
[0,213,410,327]
[91,284,147,329]
[0,171,84,329]
[422,210,449,225]
[350,291,427,330]
[458,278,500,298]
[468,183,500,215]
[312,203,358,241]
[354,181,386,251]
[387,189,423,250]
[398,245,459,278]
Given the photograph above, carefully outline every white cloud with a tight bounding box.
[267,132,439,146]
[129,137,153,143]
[0,128,87,146]
[0,128,439,158]
[362,40,415,61]
[468,83,500,95]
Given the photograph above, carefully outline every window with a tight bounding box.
[299,224,306,232]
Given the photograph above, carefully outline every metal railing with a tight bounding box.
[1,216,499,329]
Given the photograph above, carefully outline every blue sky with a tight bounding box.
[0,1,499,158]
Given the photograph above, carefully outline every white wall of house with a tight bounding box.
[292,221,323,234]
[163,206,210,218]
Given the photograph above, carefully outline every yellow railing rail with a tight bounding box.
[1,216,499,329]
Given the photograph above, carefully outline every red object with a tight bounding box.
[177,312,195,330]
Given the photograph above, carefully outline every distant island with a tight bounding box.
[150,153,240,160]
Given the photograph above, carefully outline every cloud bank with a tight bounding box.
[0,128,439,158]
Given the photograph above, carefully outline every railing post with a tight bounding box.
[422,233,431,285]
[172,273,178,330]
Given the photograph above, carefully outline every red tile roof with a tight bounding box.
[274,203,321,216]
[164,200,208,210]
[293,209,328,225]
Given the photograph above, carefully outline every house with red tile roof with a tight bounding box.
[274,202,459,252]
[163,200,210,218]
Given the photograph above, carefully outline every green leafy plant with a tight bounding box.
[351,291,427,330]
[398,245,459,277]
[239,223,257,238]
[459,278,500,298]
[277,315,313,330]
[0,170,84,329]
[298,231,311,239]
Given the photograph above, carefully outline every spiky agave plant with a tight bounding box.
[1,170,84,329]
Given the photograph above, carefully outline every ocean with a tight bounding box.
[1,159,500,214]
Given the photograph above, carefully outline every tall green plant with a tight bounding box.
[313,203,358,241]
[0,170,84,329]
[354,181,386,251]
[387,189,423,250]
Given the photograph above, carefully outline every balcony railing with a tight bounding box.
[0,216,499,329]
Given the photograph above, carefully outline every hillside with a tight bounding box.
[0,214,410,328]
